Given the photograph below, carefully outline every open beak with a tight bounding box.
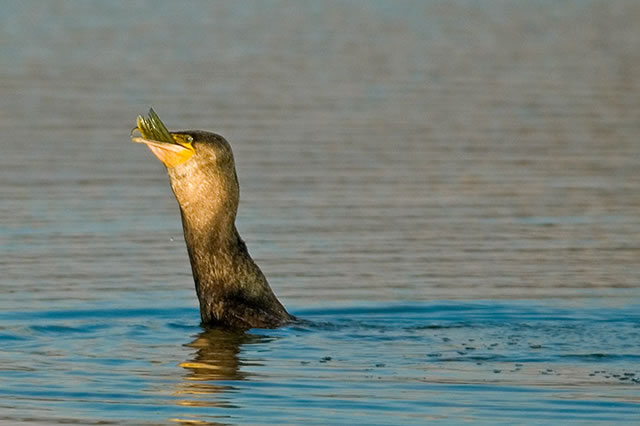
[131,108,195,168]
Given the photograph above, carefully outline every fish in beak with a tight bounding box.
[131,108,195,168]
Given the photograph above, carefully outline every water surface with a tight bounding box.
[1,1,639,424]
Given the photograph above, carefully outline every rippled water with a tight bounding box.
[1,303,638,424]
[1,1,639,424]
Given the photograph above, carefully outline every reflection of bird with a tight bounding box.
[180,329,267,382]
[132,109,293,329]
[174,329,269,414]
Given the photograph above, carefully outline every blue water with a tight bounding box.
[1,302,638,424]
[2,0,640,424]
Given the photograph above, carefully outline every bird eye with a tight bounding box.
[186,135,194,143]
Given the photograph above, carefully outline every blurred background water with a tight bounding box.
[1,1,639,424]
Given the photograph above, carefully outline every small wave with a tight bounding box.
[559,354,640,362]
[290,301,640,334]
[29,324,107,335]
[0,333,27,341]
[0,306,198,322]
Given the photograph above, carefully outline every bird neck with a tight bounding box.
[179,206,244,277]
[168,161,240,243]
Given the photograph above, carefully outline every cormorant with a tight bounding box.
[132,108,293,329]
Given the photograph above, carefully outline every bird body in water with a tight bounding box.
[132,109,293,329]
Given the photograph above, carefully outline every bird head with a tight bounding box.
[132,109,240,231]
